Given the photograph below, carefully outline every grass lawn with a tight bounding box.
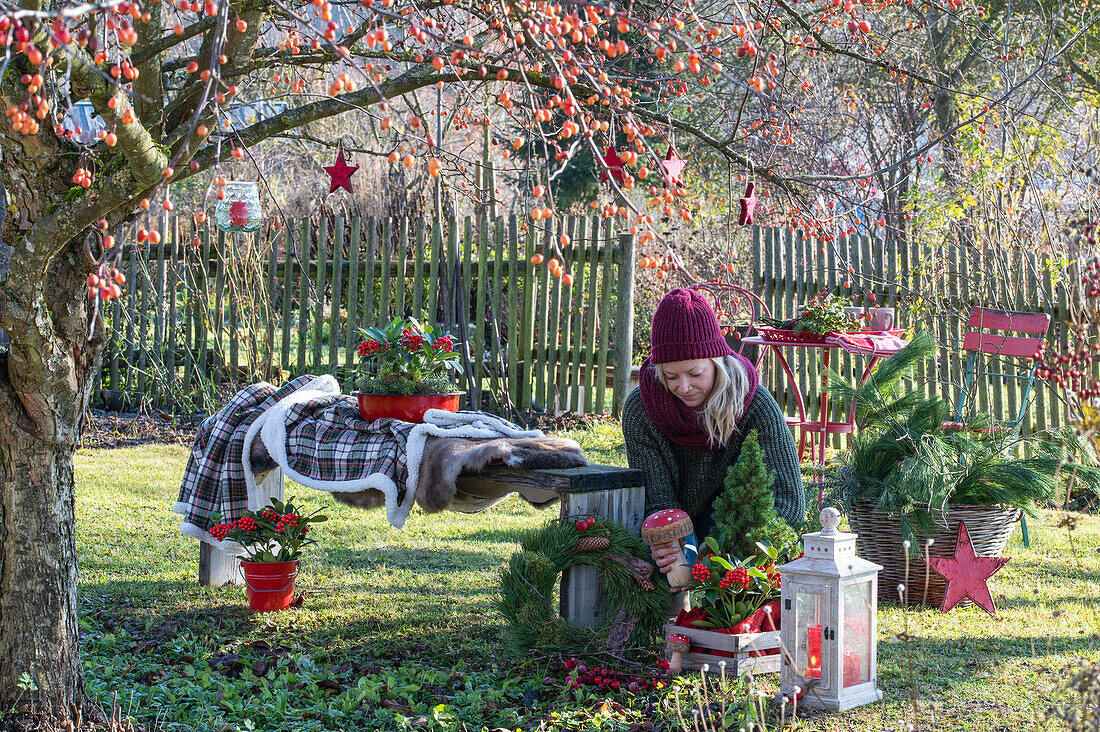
[73,422,1100,731]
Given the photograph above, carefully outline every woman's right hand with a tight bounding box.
[650,541,683,574]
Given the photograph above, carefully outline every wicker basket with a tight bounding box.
[847,500,1021,607]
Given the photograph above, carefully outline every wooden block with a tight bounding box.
[199,541,242,587]
[197,467,284,586]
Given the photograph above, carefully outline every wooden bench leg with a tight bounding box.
[559,485,646,628]
[198,467,284,586]
[199,541,242,587]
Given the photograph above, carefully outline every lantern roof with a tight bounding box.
[777,508,883,579]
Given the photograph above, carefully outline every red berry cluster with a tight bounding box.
[691,562,711,582]
[559,658,669,692]
[238,516,259,532]
[209,520,236,541]
[575,516,596,531]
[1083,258,1100,298]
[765,563,781,587]
[276,512,300,533]
[1034,337,1100,399]
[719,567,750,590]
[400,327,425,352]
[357,339,384,357]
[435,335,455,353]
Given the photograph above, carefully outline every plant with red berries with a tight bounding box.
[208,496,327,563]
[355,314,462,395]
[687,539,794,631]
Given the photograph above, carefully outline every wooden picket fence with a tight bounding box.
[97,212,637,417]
[750,227,1084,444]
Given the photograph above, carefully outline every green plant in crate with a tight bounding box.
[355,315,463,395]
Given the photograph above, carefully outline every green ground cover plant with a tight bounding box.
[69,425,1099,731]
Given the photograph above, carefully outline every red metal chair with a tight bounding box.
[689,282,772,369]
[947,306,1050,548]
[949,306,1050,431]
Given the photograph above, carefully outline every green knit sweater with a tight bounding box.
[622,386,805,530]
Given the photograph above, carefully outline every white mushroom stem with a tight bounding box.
[670,649,685,674]
[667,636,690,674]
[657,541,692,590]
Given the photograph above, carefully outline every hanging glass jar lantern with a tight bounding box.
[777,507,883,712]
[214,181,262,233]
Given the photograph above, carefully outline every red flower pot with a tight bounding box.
[355,392,462,423]
[241,560,299,613]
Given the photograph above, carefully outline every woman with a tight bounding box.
[622,288,804,575]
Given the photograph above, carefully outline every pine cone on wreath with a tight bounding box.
[574,532,612,554]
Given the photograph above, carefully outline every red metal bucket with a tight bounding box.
[241,560,299,612]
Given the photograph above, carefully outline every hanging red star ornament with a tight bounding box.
[659,146,687,188]
[324,150,359,194]
[738,182,758,226]
[926,520,1010,617]
[599,147,625,184]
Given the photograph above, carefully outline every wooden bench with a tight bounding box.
[198,463,646,627]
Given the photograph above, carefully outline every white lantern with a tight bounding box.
[777,507,883,712]
[214,181,262,233]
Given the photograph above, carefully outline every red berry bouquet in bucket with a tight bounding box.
[209,497,327,612]
[354,315,464,422]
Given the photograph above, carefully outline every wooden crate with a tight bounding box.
[663,623,781,675]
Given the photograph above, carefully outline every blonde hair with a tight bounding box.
[655,355,751,447]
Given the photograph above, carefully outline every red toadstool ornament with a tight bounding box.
[324,150,359,194]
[640,508,694,591]
[666,632,691,674]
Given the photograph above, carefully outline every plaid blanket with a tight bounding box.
[174,374,550,545]
[173,374,318,540]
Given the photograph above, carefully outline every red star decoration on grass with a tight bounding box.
[324,150,359,194]
[926,520,1010,617]
[599,147,625,184]
[659,146,686,188]
[738,182,758,226]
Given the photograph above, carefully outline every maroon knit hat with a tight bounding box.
[650,288,734,364]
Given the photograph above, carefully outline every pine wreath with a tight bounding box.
[498,517,670,657]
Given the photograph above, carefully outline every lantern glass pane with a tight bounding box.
[842,581,872,687]
[214,181,262,233]
[794,590,823,679]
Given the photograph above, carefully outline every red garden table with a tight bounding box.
[742,333,908,480]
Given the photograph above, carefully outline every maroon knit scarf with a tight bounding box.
[638,353,760,452]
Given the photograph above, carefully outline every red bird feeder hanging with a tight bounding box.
[738,182,758,226]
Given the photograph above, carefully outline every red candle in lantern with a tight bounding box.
[229,200,250,229]
[806,625,821,678]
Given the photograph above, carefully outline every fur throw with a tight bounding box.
[333,435,586,514]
